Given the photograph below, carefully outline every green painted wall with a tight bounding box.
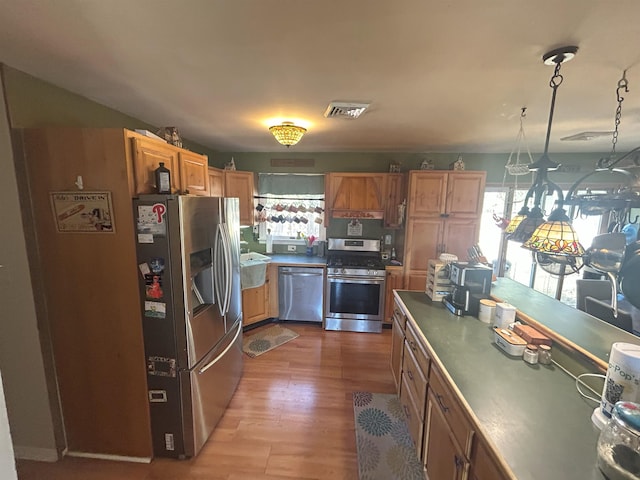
[1,64,218,159]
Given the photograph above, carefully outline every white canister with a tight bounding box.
[478,299,497,324]
[600,342,640,418]
[494,302,517,329]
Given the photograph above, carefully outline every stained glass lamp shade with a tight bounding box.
[522,208,585,256]
[508,206,545,243]
[505,206,529,234]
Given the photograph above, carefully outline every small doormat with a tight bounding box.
[242,325,299,358]
[353,392,424,480]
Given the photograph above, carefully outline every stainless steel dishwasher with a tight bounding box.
[278,267,324,323]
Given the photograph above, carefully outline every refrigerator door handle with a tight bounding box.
[214,224,225,317]
[221,223,233,318]
[198,321,242,375]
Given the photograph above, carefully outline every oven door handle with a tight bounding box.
[328,276,385,283]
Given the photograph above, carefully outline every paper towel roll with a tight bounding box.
[600,342,640,418]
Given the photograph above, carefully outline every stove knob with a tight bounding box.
[342,268,347,274]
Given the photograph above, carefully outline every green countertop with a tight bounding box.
[264,254,326,266]
[491,278,640,365]
[396,288,608,480]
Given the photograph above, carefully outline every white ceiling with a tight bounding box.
[2,0,640,155]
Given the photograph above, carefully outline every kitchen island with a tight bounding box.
[393,278,640,480]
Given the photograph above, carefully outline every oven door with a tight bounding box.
[325,274,385,325]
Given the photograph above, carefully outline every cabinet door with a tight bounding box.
[400,373,424,459]
[404,217,443,290]
[407,171,447,217]
[384,267,404,324]
[390,312,405,392]
[384,173,406,228]
[242,282,269,326]
[132,137,180,194]
[442,218,481,261]
[470,437,510,480]
[179,151,209,196]
[424,388,469,480]
[208,166,225,197]
[446,172,486,216]
[224,170,255,226]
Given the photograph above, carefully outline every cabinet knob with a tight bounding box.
[454,455,464,470]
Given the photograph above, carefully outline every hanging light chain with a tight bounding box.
[611,71,629,155]
[549,61,564,89]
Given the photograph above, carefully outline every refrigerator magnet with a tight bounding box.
[150,258,165,274]
[136,204,167,236]
[144,301,166,318]
[145,274,164,299]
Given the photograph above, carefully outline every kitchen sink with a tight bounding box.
[240,252,272,264]
[240,252,271,290]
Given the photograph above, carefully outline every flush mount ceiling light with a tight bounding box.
[269,122,307,147]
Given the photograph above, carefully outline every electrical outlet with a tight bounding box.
[287,245,296,252]
[385,234,392,245]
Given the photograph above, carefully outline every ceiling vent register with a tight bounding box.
[324,102,370,119]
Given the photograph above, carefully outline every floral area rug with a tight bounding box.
[242,324,299,358]
[353,392,425,480]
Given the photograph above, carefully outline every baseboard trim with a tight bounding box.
[65,451,152,463]
[13,446,59,462]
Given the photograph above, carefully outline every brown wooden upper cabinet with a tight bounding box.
[178,150,210,196]
[132,137,181,194]
[224,170,256,226]
[208,166,225,197]
[408,171,485,218]
[384,173,407,228]
[132,135,209,196]
[404,170,486,290]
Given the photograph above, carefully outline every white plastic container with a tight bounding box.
[478,299,496,324]
[494,302,517,328]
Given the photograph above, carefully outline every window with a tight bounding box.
[478,185,606,306]
[256,173,326,243]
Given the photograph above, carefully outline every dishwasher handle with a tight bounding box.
[280,271,323,277]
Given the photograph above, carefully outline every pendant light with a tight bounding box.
[519,46,585,269]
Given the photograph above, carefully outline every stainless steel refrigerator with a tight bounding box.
[133,195,243,459]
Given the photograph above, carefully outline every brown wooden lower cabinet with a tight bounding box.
[469,436,511,480]
[424,388,470,480]
[400,372,424,458]
[391,296,511,480]
[390,310,405,391]
[384,266,404,323]
[242,267,271,326]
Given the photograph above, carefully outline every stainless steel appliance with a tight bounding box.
[325,238,385,333]
[278,267,324,323]
[443,262,493,316]
[133,195,243,459]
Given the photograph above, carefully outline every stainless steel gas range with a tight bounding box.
[324,238,386,333]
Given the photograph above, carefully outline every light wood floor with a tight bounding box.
[16,323,395,480]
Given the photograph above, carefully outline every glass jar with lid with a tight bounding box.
[538,344,552,365]
[597,401,640,479]
[523,344,539,364]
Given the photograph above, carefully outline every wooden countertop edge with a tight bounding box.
[490,293,607,374]
[393,289,519,480]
